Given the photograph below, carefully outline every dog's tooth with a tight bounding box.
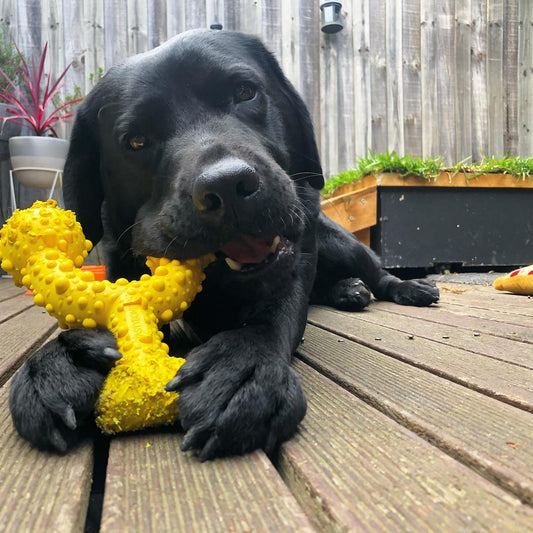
[270,235,281,253]
[225,257,243,271]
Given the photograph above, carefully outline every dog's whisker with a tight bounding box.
[116,220,144,246]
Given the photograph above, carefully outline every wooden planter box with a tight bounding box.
[321,172,533,269]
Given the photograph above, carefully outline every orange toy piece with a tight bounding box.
[494,265,533,295]
[0,200,213,434]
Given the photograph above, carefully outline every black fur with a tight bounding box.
[9,30,438,458]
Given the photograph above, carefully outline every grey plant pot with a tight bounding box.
[9,136,69,188]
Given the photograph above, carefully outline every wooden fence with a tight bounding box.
[1,0,532,180]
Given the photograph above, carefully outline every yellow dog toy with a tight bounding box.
[0,200,213,434]
[494,265,533,295]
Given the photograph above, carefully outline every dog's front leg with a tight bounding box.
[166,283,310,461]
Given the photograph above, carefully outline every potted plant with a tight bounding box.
[322,152,533,269]
[0,42,82,188]
[0,23,24,161]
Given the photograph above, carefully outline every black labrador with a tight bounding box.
[9,30,438,459]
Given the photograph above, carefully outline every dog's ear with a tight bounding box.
[62,102,105,244]
[260,51,324,190]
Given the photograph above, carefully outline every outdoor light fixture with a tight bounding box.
[320,1,343,34]
[210,23,223,30]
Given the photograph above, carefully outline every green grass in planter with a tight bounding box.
[322,152,443,197]
[322,152,533,197]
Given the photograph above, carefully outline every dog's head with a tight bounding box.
[64,30,323,279]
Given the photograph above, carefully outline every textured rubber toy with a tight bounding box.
[0,200,213,434]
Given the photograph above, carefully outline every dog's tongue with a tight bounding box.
[221,234,271,264]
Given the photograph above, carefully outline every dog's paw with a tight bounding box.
[9,329,120,452]
[391,279,440,307]
[330,277,372,311]
[166,332,307,460]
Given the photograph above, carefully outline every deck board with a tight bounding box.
[373,300,533,344]
[0,305,57,386]
[297,323,533,505]
[280,360,533,532]
[0,318,93,533]
[101,432,315,532]
[0,277,531,530]
[308,306,533,407]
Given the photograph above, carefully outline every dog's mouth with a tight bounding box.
[218,234,290,273]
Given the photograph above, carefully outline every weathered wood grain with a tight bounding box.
[454,0,472,162]
[311,300,532,369]
[371,299,533,344]
[518,0,533,155]
[307,306,533,410]
[297,323,533,504]
[0,293,34,324]
[369,0,387,155]
[129,0,148,54]
[386,0,404,154]
[0,383,93,532]
[103,0,129,68]
[402,0,422,156]
[435,0,456,165]
[488,0,505,157]
[0,280,26,302]
[420,0,438,158]
[504,0,520,155]
[352,0,371,158]
[0,305,57,385]
[281,360,533,532]
[471,0,489,161]
[147,0,167,48]
[101,432,315,532]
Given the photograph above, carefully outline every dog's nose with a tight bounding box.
[193,158,260,214]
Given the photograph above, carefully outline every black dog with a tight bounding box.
[9,30,438,459]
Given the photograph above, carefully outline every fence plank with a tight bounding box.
[386,0,404,154]
[402,0,422,156]
[518,0,533,155]
[369,0,387,155]
[471,0,489,161]
[147,0,166,49]
[488,0,505,157]
[352,0,371,159]
[16,0,41,59]
[435,0,456,165]
[62,0,86,99]
[298,0,320,151]
[455,0,472,163]
[84,0,105,91]
[262,0,281,59]
[503,0,519,155]
[103,0,129,68]
[420,0,438,158]
[128,0,148,54]
[336,9,355,172]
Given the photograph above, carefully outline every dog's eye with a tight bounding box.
[128,136,146,150]
[234,83,256,102]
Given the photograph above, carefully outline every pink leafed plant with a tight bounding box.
[0,42,83,137]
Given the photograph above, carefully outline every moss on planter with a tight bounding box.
[322,152,533,198]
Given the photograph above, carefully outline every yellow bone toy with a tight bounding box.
[0,200,213,434]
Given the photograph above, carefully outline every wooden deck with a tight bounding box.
[0,276,532,532]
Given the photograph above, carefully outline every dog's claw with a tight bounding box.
[199,435,220,462]
[103,347,122,361]
[165,375,181,392]
[49,428,67,453]
[60,405,77,430]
